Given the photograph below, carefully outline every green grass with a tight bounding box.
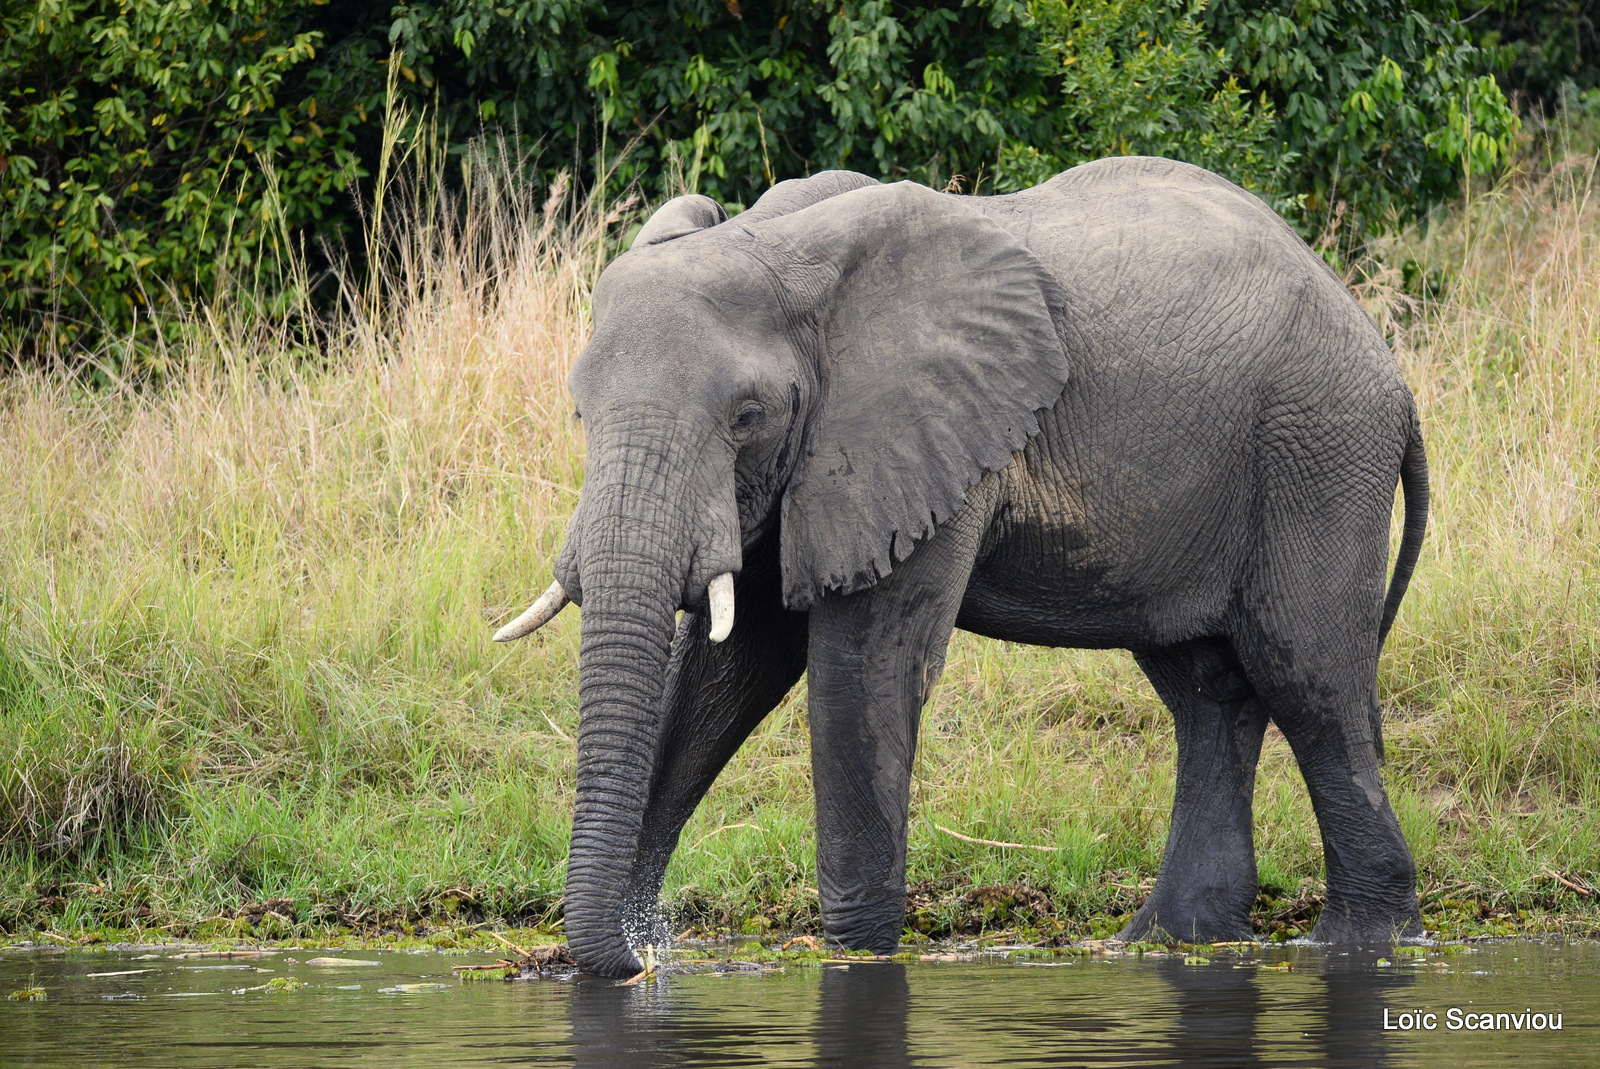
[1,139,1597,945]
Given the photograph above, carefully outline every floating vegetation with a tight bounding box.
[451,933,576,982]
[456,967,514,982]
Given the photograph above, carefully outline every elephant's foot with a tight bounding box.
[820,894,904,956]
[1265,700,1423,944]
[1117,878,1257,944]
[1310,878,1423,943]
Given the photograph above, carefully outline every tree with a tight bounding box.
[0,0,360,351]
[2,0,1520,355]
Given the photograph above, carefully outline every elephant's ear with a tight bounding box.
[632,194,727,247]
[755,182,1078,610]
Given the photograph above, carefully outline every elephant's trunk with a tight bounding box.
[564,575,678,977]
[559,414,742,978]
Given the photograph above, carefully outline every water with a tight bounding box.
[2,942,1595,1067]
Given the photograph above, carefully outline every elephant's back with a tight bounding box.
[975,157,1343,345]
[973,155,1399,407]
[980,155,1297,252]
[960,158,1413,647]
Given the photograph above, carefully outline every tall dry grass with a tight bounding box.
[1369,151,1600,893]
[0,136,1595,935]
[0,139,612,924]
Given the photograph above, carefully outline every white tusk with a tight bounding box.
[493,581,569,642]
[706,573,735,643]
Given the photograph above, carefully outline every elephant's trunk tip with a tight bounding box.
[493,580,569,641]
[707,572,735,642]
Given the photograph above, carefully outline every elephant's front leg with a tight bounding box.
[805,506,991,953]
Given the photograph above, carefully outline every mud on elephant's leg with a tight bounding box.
[1268,696,1422,943]
[1235,620,1422,943]
[804,499,993,955]
[1121,640,1269,944]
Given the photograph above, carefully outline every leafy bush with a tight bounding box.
[376,1,1517,231]
[0,0,360,352]
[1475,0,1600,108]
[380,0,1059,204]
[996,0,1291,199]
[1206,0,1521,246]
[2,0,1523,352]
[373,0,1298,206]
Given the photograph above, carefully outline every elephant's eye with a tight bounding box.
[732,402,764,431]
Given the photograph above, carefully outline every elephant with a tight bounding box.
[494,156,1430,978]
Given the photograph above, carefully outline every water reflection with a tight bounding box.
[562,963,915,1067]
[2,942,1594,1068]
[1150,948,1421,1068]
[565,971,816,1067]
[1159,955,1266,1066]
[557,952,1440,1068]
[814,963,912,1068]
[1311,952,1417,1067]
[563,956,1408,1068]
[564,951,1434,1068]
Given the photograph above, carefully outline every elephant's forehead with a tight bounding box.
[578,245,785,394]
[575,281,781,407]
[593,239,777,324]
[569,331,762,421]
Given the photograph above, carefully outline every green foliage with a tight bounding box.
[1474,0,1600,107]
[2,0,1524,349]
[1206,0,1520,243]
[370,0,1518,235]
[0,0,360,349]
[378,1,1058,204]
[371,0,1291,205]
[998,0,1290,197]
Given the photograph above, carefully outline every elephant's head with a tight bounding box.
[495,171,1076,976]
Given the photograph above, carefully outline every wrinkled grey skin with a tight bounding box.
[543,158,1428,978]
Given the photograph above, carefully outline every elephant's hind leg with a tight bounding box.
[1233,607,1423,943]
[1120,640,1268,944]
[1231,366,1422,942]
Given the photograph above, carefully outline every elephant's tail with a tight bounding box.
[1378,413,1429,647]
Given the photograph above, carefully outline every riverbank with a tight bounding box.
[3,141,1596,942]
[5,880,1600,954]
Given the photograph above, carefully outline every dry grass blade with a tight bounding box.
[487,930,534,958]
[934,824,1060,852]
[1542,867,1594,896]
[822,956,893,964]
[690,822,761,849]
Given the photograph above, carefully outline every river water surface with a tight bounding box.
[2,941,1595,1067]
